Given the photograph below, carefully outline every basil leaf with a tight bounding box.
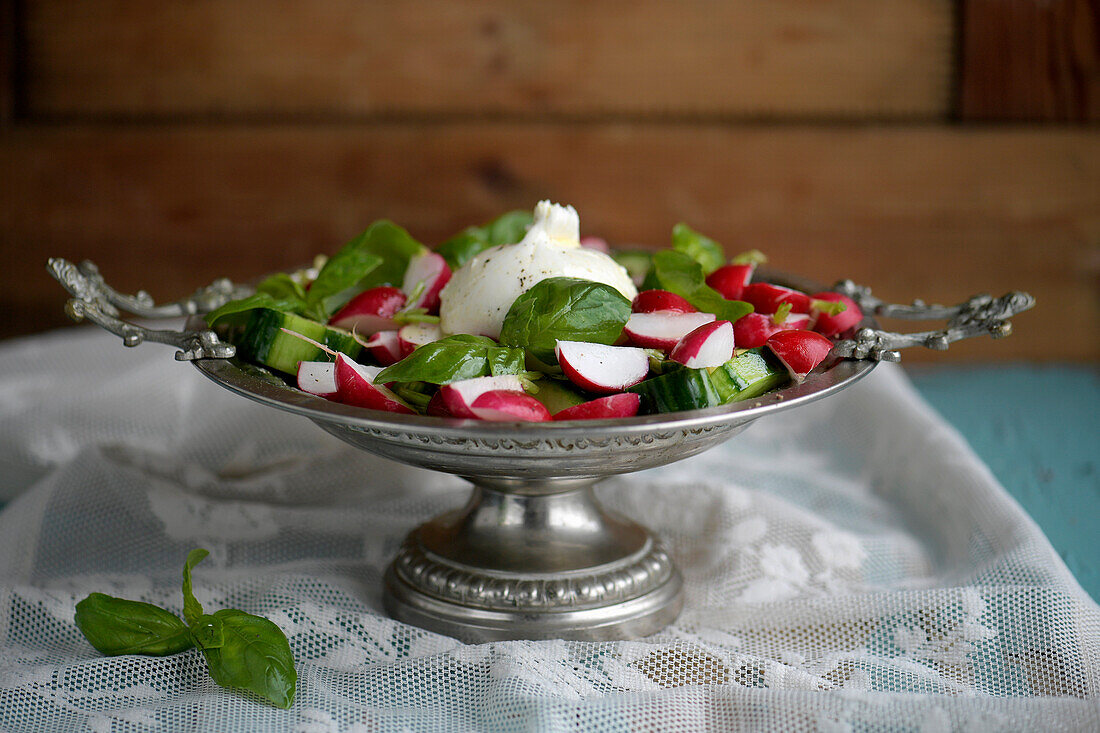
[671,222,725,275]
[182,548,209,627]
[205,293,304,327]
[255,273,307,301]
[611,249,654,287]
[436,210,533,270]
[499,277,632,364]
[374,335,524,385]
[195,609,297,710]
[306,220,426,318]
[647,251,753,323]
[74,593,193,657]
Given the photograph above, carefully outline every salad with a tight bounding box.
[205,201,862,422]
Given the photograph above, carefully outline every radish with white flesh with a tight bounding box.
[670,320,734,368]
[553,393,641,421]
[329,286,407,334]
[360,330,403,365]
[732,311,814,348]
[631,289,698,314]
[297,361,338,397]
[705,264,755,301]
[438,375,527,419]
[741,283,814,314]
[766,330,834,382]
[556,340,650,394]
[623,311,716,350]
[469,390,552,422]
[398,322,443,357]
[402,252,452,313]
[334,353,415,414]
[811,292,862,336]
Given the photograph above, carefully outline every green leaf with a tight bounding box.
[611,249,654,287]
[374,335,525,385]
[195,609,297,709]
[255,273,307,302]
[646,251,753,323]
[205,293,305,328]
[182,548,209,627]
[671,223,725,275]
[74,593,194,657]
[498,277,632,364]
[306,220,426,319]
[435,210,533,270]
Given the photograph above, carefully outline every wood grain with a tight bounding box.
[0,0,16,125]
[23,0,953,119]
[960,0,1100,120]
[3,124,1096,361]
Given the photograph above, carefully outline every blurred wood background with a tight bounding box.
[2,0,1097,361]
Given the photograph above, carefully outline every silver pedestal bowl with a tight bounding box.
[47,257,1034,641]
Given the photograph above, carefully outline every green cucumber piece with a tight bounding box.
[707,348,789,403]
[629,348,788,415]
[235,309,362,376]
[530,379,587,415]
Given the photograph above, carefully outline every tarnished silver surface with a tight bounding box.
[47,258,247,360]
[48,258,1032,639]
[832,280,1035,362]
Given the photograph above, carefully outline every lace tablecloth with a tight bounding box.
[0,328,1096,731]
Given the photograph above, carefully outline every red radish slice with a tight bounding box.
[670,320,735,369]
[426,390,450,417]
[329,286,407,334]
[402,252,452,313]
[438,375,526,419]
[553,393,641,421]
[297,361,338,396]
[705,264,755,301]
[623,312,716,350]
[555,341,650,394]
[631,290,698,314]
[398,322,443,357]
[732,312,813,348]
[579,236,610,254]
[469,390,551,422]
[741,283,814,314]
[766,330,834,383]
[360,330,403,366]
[333,353,415,414]
[811,292,863,337]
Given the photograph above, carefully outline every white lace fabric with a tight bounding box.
[0,328,1096,732]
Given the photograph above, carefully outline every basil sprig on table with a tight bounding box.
[375,334,525,385]
[499,277,633,364]
[74,549,297,709]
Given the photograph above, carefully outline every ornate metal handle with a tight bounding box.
[46,258,251,361]
[830,280,1036,362]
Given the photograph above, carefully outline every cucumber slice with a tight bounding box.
[629,348,788,415]
[530,379,587,415]
[236,308,362,375]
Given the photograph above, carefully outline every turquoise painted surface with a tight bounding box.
[907,365,1099,604]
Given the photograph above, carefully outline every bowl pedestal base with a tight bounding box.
[383,479,684,641]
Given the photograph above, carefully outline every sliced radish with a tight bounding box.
[623,311,716,350]
[334,353,415,414]
[360,330,403,366]
[766,330,834,383]
[553,393,641,421]
[579,236,610,254]
[811,292,863,337]
[469,390,552,422]
[670,320,734,369]
[297,361,338,397]
[631,289,698,314]
[741,283,814,314]
[705,264,755,301]
[438,375,526,419]
[398,322,443,357]
[732,312,814,348]
[426,390,450,417]
[329,286,407,334]
[556,341,650,394]
[402,252,452,313]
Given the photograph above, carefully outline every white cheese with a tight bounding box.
[438,201,638,339]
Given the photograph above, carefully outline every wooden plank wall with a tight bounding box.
[2,0,1098,362]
